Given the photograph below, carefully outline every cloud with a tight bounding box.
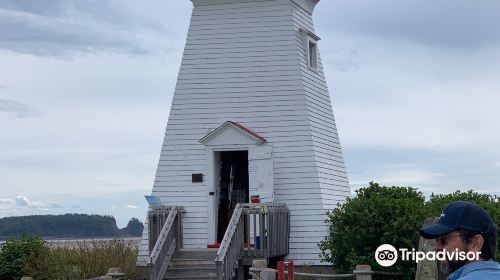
[29,201,47,209]
[319,1,500,50]
[0,0,174,57]
[70,202,82,209]
[332,41,500,154]
[47,202,63,209]
[112,204,139,210]
[0,196,44,217]
[350,163,445,190]
[0,98,42,119]
[378,169,444,187]
[13,195,46,209]
[0,198,15,209]
[323,48,358,72]
[15,195,30,207]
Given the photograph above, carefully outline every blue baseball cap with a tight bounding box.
[419,201,498,239]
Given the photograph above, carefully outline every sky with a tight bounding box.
[0,0,499,227]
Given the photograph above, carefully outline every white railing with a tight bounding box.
[147,205,181,280]
[216,203,290,280]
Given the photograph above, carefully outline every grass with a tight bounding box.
[54,239,140,279]
[15,238,142,280]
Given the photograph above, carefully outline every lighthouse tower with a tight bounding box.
[139,0,350,266]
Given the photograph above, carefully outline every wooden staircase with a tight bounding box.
[164,249,217,280]
[146,204,290,280]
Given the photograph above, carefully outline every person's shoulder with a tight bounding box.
[460,272,500,279]
[460,262,500,279]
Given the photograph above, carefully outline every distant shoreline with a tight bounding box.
[0,214,144,241]
[0,237,141,248]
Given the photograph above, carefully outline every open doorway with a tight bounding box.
[216,150,249,243]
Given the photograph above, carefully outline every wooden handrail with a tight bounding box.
[147,205,181,280]
[216,203,290,280]
[216,204,244,280]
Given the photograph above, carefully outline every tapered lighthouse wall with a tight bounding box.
[138,0,350,265]
[292,3,350,207]
[288,1,351,263]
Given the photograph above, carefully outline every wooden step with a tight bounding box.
[173,248,218,260]
[170,259,216,269]
[164,269,217,279]
[164,249,218,280]
[164,276,216,280]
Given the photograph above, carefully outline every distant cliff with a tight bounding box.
[0,214,144,239]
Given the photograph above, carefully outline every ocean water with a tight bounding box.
[0,237,141,249]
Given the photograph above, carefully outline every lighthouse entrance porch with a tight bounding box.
[199,121,273,245]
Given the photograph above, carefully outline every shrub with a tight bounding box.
[52,239,141,279]
[319,183,500,278]
[0,235,50,280]
[319,182,427,279]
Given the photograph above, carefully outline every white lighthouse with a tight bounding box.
[138,0,350,271]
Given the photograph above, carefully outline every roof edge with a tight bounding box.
[199,121,267,145]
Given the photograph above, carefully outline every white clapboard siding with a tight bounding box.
[138,0,350,266]
[291,3,350,197]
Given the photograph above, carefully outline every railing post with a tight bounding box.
[288,261,294,280]
[277,261,285,280]
[216,261,223,280]
[146,206,179,280]
[353,265,373,280]
[149,266,155,280]
[176,212,181,252]
[277,261,294,280]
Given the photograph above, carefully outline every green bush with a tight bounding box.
[0,235,50,280]
[319,183,500,278]
[319,182,427,279]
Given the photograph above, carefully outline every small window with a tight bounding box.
[308,39,318,69]
[299,28,321,70]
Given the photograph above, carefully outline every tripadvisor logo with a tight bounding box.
[374,244,481,267]
[375,244,398,267]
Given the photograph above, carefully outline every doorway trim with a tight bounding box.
[199,121,268,245]
[206,146,250,245]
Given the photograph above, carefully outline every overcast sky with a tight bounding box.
[1,0,499,227]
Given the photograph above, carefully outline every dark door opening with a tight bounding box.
[216,150,249,243]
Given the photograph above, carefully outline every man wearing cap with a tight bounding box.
[419,201,500,279]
